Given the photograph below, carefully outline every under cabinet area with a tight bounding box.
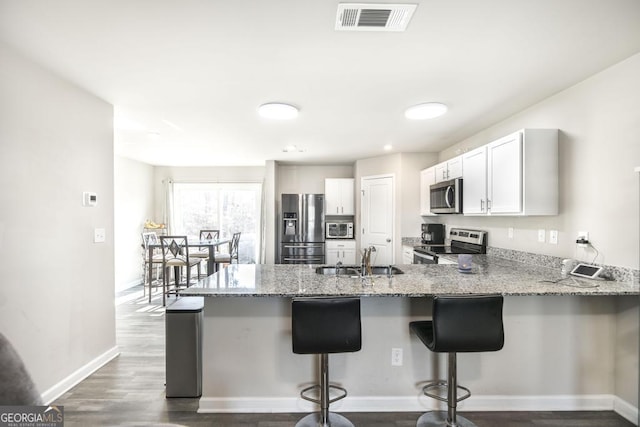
[462,129,558,216]
[325,178,355,215]
[326,239,356,264]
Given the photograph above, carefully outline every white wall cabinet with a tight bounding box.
[462,129,558,216]
[325,178,355,215]
[434,155,463,183]
[419,167,437,216]
[326,239,357,264]
[462,146,488,214]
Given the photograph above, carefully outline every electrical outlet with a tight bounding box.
[391,348,403,366]
[549,230,558,245]
[508,227,514,239]
[538,229,545,243]
[94,228,106,243]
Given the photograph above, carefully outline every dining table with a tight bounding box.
[147,237,231,287]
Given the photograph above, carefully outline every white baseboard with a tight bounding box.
[198,393,637,421]
[41,346,120,405]
[614,396,640,426]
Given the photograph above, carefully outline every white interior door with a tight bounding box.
[360,175,394,265]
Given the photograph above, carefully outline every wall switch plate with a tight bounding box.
[391,348,403,366]
[94,228,106,243]
[549,230,558,244]
[508,227,514,239]
[538,229,545,243]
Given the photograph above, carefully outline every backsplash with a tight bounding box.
[488,247,638,284]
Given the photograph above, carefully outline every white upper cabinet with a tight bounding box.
[419,166,437,216]
[434,155,463,183]
[462,129,558,216]
[325,178,355,215]
[462,146,488,214]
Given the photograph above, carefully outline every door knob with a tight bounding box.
[386,238,391,242]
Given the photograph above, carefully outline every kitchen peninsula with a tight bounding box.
[180,259,639,422]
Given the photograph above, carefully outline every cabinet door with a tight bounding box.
[447,156,463,179]
[402,245,414,264]
[462,147,487,215]
[420,167,436,215]
[488,131,522,214]
[339,179,355,215]
[325,249,339,264]
[434,163,448,183]
[325,179,341,215]
[342,248,357,264]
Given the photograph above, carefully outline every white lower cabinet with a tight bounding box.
[326,240,356,264]
[402,245,414,264]
[462,129,558,216]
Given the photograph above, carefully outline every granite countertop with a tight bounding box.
[179,255,639,298]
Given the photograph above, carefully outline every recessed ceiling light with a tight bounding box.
[383,144,393,151]
[258,103,299,120]
[405,102,448,120]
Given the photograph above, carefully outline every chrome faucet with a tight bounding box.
[360,246,376,277]
[335,260,343,276]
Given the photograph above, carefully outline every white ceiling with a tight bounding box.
[1,0,639,166]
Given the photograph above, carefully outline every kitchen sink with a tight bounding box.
[315,266,360,276]
[315,265,403,276]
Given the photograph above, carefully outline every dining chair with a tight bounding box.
[214,232,241,267]
[141,231,164,303]
[189,229,219,276]
[159,235,203,306]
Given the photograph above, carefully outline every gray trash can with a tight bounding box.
[165,297,204,397]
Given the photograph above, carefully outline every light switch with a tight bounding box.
[537,229,545,243]
[549,230,558,244]
[94,228,106,243]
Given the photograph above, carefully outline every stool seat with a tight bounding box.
[409,295,504,427]
[292,297,361,427]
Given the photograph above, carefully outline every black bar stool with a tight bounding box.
[292,297,362,427]
[409,295,504,427]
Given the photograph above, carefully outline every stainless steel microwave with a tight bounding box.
[430,178,463,214]
[326,222,354,239]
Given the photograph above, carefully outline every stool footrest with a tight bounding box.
[300,384,348,405]
[422,380,471,403]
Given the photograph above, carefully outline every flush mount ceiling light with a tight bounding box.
[258,103,299,120]
[283,145,307,153]
[405,102,448,120]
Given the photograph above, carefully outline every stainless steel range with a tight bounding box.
[413,228,487,264]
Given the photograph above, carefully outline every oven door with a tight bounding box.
[413,250,439,264]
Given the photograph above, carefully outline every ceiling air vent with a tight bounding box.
[336,3,417,32]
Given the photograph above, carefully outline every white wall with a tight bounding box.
[114,156,154,291]
[437,53,640,270]
[0,43,116,401]
[355,153,438,263]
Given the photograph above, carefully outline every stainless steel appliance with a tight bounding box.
[279,194,325,264]
[421,223,445,245]
[326,221,354,239]
[430,178,463,214]
[413,228,487,264]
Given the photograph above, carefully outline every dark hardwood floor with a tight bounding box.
[53,285,635,426]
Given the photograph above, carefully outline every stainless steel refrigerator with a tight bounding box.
[279,194,325,264]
